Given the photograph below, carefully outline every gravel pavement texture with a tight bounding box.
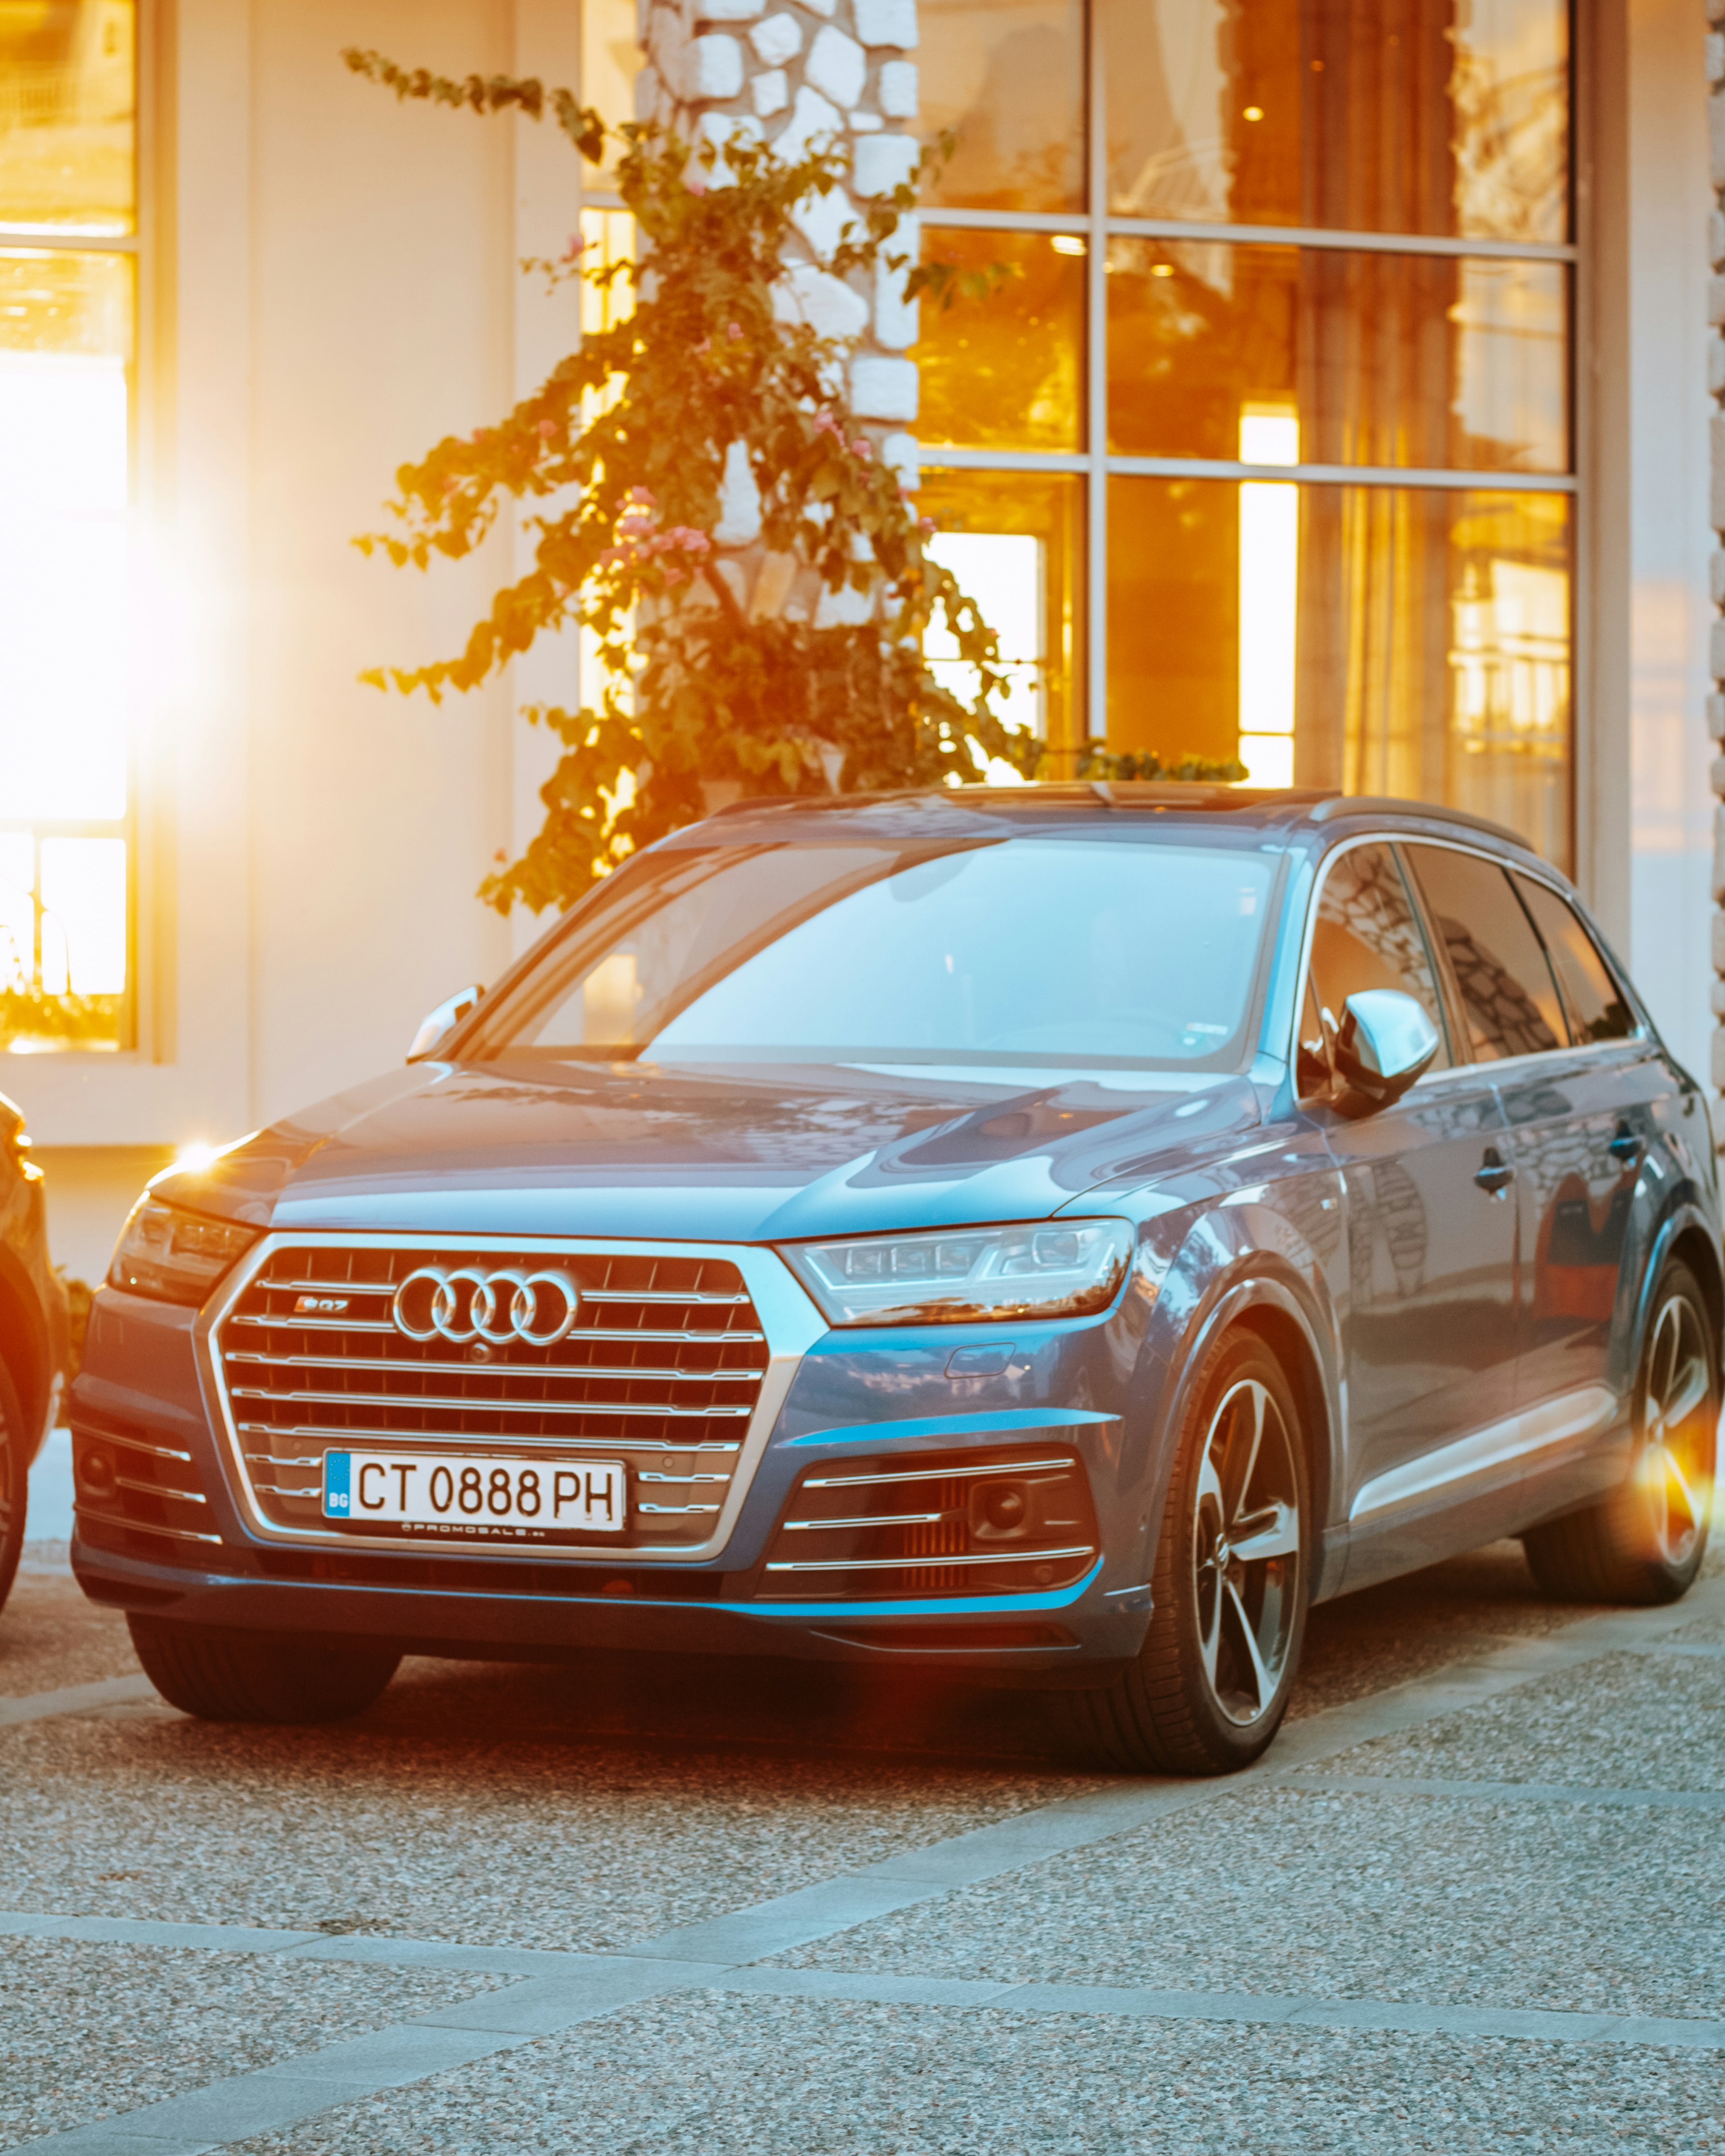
[215,1989,1725,2156]
[0,1937,509,2146]
[0,1706,1100,1948]
[2,1541,1720,2155]
[1285,1644,1725,1790]
[0,1572,137,1697]
[763,1782,1725,2016]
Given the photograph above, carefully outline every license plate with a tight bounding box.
[321,1452,626,1537]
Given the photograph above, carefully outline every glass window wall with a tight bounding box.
[914,0,1575,862]
[0,0,137,1051]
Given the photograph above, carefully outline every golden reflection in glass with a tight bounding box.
[0,0,135,234]
[0,245,130,1050]
[915,228,1084,453]
[915,468,1085,774]
[1108,478,1241,771]
[917,0,1085,214]
[581,0,641,187]
[1107,240,1566,473]
[0,249,131,821]
[1108,479,1571,868]
[1098,0,1569,243]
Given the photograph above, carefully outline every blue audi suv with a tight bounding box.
[71,786,1721,1772]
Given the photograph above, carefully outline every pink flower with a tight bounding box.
[917,516,936,536]
[625,486,658,507]
[562,233,588,262]
[851,438,872,461]
[686,170,707,196]
[726,321,743,342]
[536,420,558,440]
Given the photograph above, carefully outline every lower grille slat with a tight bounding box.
[757,1446,1099,1600]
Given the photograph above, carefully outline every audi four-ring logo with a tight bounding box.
[390,1265,581,1347]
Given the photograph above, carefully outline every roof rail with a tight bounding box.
[1306,794,1530,851]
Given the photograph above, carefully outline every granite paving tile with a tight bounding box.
[0,1937,513,2147]
[761,1784,1725,2019]
[219,1990,1725,2156]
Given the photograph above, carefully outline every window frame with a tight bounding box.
[914,4,1581,830]
[0,0,150,1059]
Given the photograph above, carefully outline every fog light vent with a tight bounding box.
[757,1445,1098,1600]
[71,1421,222,1559]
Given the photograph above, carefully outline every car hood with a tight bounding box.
[150,1056,1263,1243]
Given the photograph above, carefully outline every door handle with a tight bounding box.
[1608,1123,1642,1166]
[1474,1147,1514,1197]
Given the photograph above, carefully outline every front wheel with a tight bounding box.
[1065,1331,1312,1775]
[1522,1259,1716,1606]
[127,1615,400,1723]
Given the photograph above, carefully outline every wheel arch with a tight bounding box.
[1633,1202,1725,1390]
[1234,1299,1334,1544]
[0,1247,52,1462]
[1140,1259,1344,1602]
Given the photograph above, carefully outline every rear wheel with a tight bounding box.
[1522,1259,1716,1606]
[1066,1332,1311,1774]
[127,1615,400,1724]
[0,1359,26,1616]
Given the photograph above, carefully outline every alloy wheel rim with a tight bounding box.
[1639,1294,1715,1568]
[1190,1377,1303,1727]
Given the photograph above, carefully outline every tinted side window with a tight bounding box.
[1403,843,1564,1062]
[1514,876,1637,1044]
[1306,844,1450,1076]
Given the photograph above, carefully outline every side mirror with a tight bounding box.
[1330,989,1439,1114]
[407,984,484,1064]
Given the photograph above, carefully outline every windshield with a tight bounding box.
[467,835,1278,1069]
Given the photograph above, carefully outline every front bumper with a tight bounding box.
[71,1268,1159,1681]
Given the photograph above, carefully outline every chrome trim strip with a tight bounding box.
[227,1385,753,1420]
[1350,1384,1620,1522]
[230,1315,765,1346]
[783,1512,947,1531]
[251,1277,752,1308]
[197,1232,828,1563]
[802,1456,1074,1489]
[88,1434,195,1464]
[235,1420,742,1454]
[75,1503,224,1546]
[115,1476,207,1505]
[766,1544,1095,1574]
[225,1350,765,1383]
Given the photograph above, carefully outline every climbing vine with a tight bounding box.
[345,50,1037,913]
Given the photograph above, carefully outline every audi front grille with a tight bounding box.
[209,1240,778,1556]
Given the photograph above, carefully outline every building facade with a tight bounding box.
[0,0,1716,1279]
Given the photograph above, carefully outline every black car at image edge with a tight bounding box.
[1,1089,70,1609]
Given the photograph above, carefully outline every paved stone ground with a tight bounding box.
[1,1540,1721,2155]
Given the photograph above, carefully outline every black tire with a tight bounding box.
[126,1615,400,1724]
[0,1358,26,1617]
[1065,1331,1313,1775]
[1522,1259,1717,1607]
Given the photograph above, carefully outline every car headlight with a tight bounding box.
[783,1218,1133,1328]
[108,1196,260,1307]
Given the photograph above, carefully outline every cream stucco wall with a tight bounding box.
[1622,0,1716,1087]
[26,0,583,1279]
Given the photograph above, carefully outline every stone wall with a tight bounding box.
[634,0,922,531]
